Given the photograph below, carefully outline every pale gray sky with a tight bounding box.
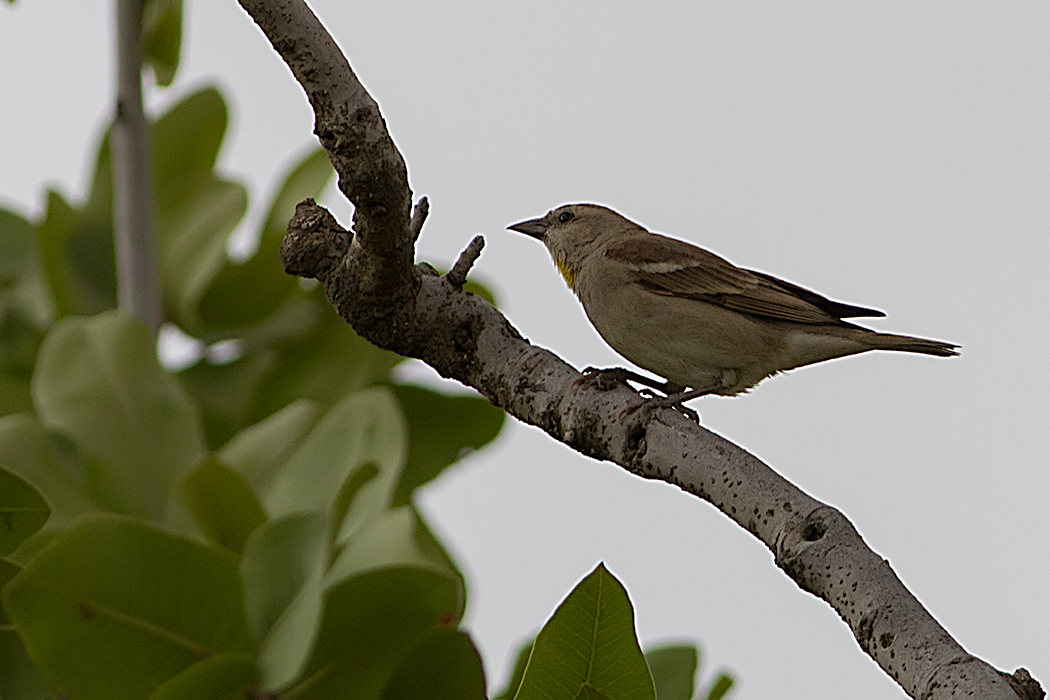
[3,2,1048,698]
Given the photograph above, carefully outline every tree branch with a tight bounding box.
[112,0,161,335]
[238,2,1043,699]
[409,195,429,243]
[446,235,484,290]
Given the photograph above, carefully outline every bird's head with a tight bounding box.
[508,203,640,290]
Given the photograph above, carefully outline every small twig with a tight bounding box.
[409,196,429,242]
[446,235,485,289]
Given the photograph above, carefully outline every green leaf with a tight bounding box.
[241,512,325,644]
[328,461,378,557]
[381,627,486,700]
[645,645,697,700]
[153,87,228,186]
[0,207,53,329]
[391,384,505,505]
[326,506,462,598]
[179,350,276,450]
[495,637,534,700]
[179,456,266,554]
[0,214,53,414]
[31,124,115,320]
[147,651,255,700]
[0,243,49,411]
[0,373,33,418]
[264,387,405,526]
[0,627,61,700]
[143,0,183,87]
[2,515,250,700]
[0,414,102,533]
[241,511,326,691]
[33,191,78,319]
[218,399,322,494]
[704,673,734,700]
[225,289,320,352]
[31,311,205,519]
[258,497,462,696]
[0,557,20,623]
[573,685,613,700]
[291,567,461,700]
[250,291,404,420]
[0,467,50,556]
[0,207,39,279]
[514,563,655,700]
[157,173,248,332]
[0,207,50,386]
[0,298,46,379]
[196,147,334,333]
[36,187,116,319]
[150,89,249,334]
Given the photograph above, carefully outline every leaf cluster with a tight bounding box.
[0,86,507,698]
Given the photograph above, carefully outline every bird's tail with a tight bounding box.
[871,332,959,357]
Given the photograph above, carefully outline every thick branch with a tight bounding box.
[240,2,1042,699]
[238,0,415,339]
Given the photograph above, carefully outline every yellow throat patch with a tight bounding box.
[555,258,577,291]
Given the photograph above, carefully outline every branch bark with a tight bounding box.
[237,2,1043,699]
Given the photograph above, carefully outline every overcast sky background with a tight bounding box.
[3,2,1048,698]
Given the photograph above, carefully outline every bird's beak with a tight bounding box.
[507,216,549,241]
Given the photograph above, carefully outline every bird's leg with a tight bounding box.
[579,367,719,423]
[649,386,716,412]
[660,383,722,405]
[630,381,723,424]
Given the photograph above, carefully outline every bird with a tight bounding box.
[508,203,958,408]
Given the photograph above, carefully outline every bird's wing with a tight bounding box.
[606,234,885,325]
[745,269,885,319]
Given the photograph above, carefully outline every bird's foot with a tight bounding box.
[578,367,705,423]
[645,391,701,423]
[621,392,701,424]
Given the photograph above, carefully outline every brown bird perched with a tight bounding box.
[508,203,958,408]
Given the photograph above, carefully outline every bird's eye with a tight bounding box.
[557,211,575,224]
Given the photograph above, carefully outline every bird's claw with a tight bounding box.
[669,401,700,424]
[578,367,702,423]
[642,397,701,424]
[617,392,701,424]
